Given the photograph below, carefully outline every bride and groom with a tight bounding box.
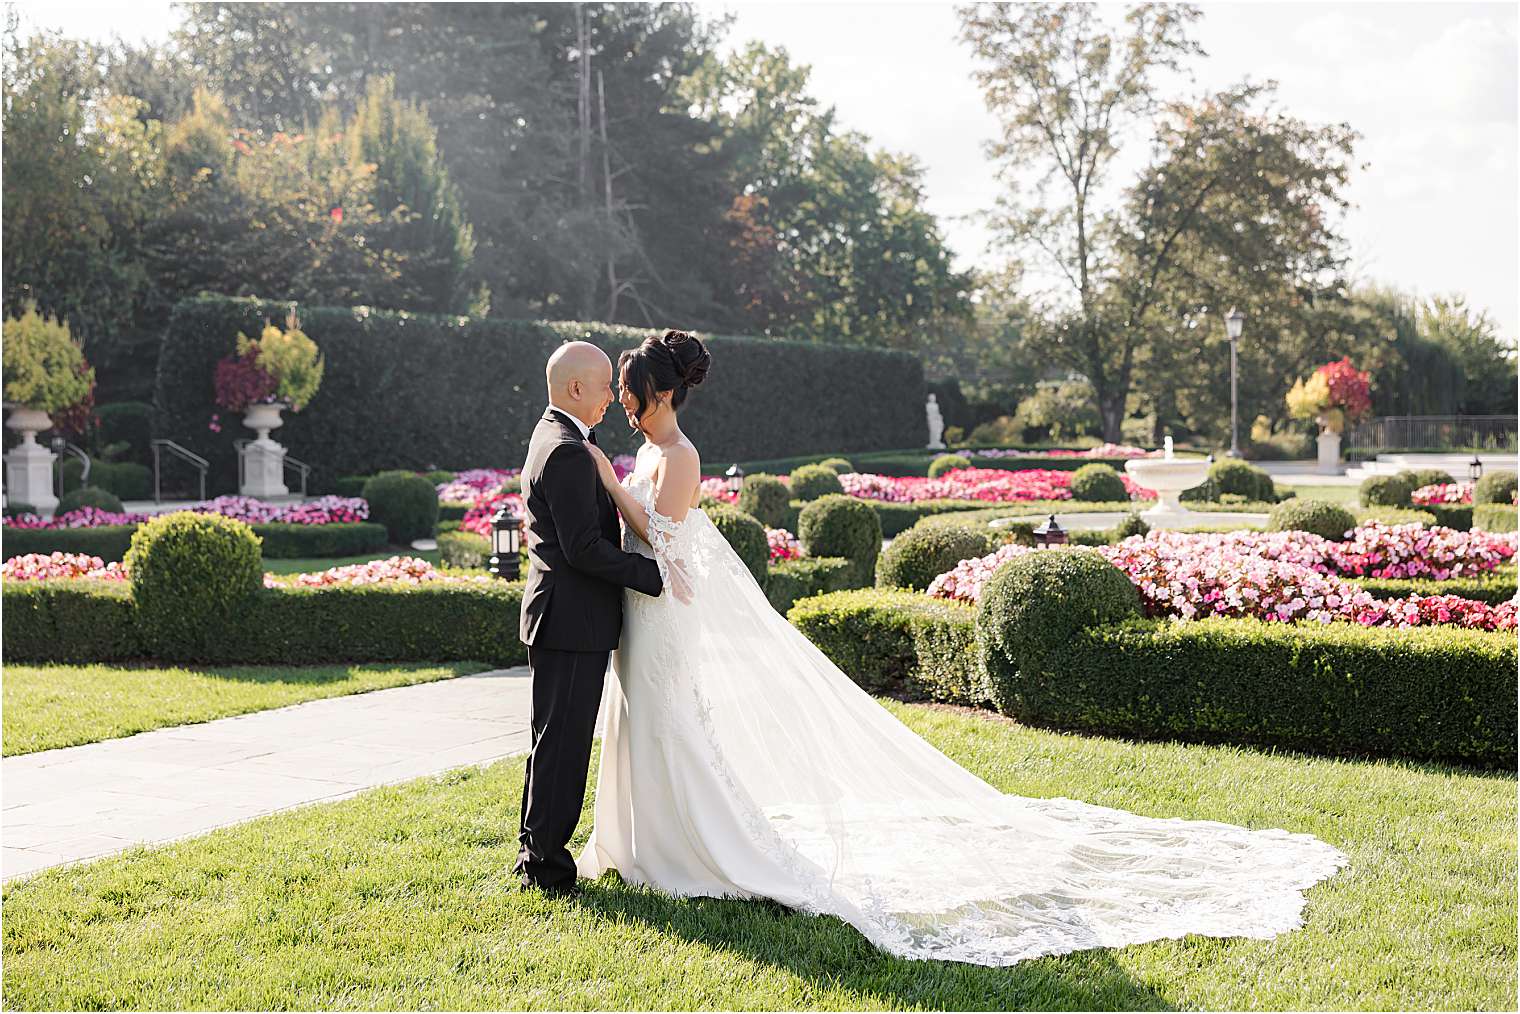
[512,331,1348,967]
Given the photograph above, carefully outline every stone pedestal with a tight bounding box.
[240,402,290,497]
[4,407,58,516]
[1316,430,1342,475]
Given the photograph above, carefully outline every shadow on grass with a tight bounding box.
[572,875,1178,1011]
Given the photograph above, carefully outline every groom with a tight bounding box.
[513,341,664,896]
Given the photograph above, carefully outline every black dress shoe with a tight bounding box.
[520,877,582,898]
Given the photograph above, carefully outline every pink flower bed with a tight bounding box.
[973,444,1150,459]
[1411,482,1473,506]
[270,555,495,589]
[461,492,526,538]
[436,468,521,503]
[2,496,369,530]
[839,468,1155,504]
[1331,522,1514,580]
[926,525,1518,632]
[701,477,739,504]
[766,527,801,561]
[2,552,127,582]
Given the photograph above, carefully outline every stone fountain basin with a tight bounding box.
[1123,457,1211,493]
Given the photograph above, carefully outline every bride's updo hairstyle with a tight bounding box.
[618,329,712,424]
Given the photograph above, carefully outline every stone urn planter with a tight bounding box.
[240,400,291,497]
[4,403,59,515]
[1315,417,1342,476]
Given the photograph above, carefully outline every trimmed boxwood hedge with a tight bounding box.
[1,579,527,667]
[786,588,1516,767]
[156,296,926,492]
[1473,503,1517,532]
[438,529,491,569]
[876,525,995,591]
[765,556,857,615]
[2,521,389,562]
[737,474,792,528]
[788,588,984,703]
[738,449,1150,477]
[798,495,882,585]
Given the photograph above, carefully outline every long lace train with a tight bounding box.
[576,453,1349,966]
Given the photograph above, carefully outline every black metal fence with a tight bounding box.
[1344,415,1519,460]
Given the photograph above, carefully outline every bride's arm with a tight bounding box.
[583,442,700,547]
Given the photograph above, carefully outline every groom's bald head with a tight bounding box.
[547,341,615,429]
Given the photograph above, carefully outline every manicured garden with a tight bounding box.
[1,701,1512,1010]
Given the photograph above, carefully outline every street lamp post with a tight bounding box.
[1225,307,1245,458]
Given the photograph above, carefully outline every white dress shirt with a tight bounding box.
[547,404,592,440]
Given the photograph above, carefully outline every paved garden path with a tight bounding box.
[3,666,546,883]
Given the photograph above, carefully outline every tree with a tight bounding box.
[958,2,1204,439]
[1,31,166,397]
[1418,294,1517,416]
[348,75,479,313]
[1119,83,1360,445]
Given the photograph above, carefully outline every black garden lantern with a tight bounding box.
[725,463,745,496]
[489,502,522,580]
[1033,513,1068,548]
[1469,454,1484,483]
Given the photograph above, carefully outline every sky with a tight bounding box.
[10,0,1518,340]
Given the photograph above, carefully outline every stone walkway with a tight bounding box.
[2,666,543,883]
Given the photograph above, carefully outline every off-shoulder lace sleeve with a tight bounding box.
[630,481,709,600]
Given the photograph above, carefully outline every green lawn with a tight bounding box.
[3,700,1512,1010]
[2,662,491,755]
[1279,483,1360,506]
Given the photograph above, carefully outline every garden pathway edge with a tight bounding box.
[2,665,544,882]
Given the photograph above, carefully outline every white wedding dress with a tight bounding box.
[576,445,1349,966]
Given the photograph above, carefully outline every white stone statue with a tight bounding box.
[925,393,946,450]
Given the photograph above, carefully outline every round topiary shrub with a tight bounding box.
[1359,473,1414,507]
[55,485,124,515]
[1069,462,1128,502]
[737,473,792,528]
[975,548,1140,717]
[1113,512,1151,540]
[789,463,845,501]
[927,453,972,478]
[1396,468,1456,493]
[1475,469,1517,505]
[818,457,854,475]
[1207,458,1277,502]
[799,494,882,583]
[125,511,264,660]
[1267,498,1357,541]
[361,470,440,543]
[705,503,769,586]
[875,524,994,591]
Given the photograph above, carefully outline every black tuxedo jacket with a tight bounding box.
[518,408,663,651]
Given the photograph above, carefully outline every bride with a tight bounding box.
[573,329,1348,966]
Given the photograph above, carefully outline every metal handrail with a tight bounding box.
[50,439,91,494]
[233,439,310,498]
[151,439,209,503]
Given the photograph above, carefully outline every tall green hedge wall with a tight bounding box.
[155,296,927,492]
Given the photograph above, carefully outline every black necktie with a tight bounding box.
[586,427,598,446]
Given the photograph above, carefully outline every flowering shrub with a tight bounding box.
[2,496,369,530]
[1,552,127,582]
[700,476,739,504]
[271,554,494,589]
[212,342,277,412]
[461,492,526,537]
[766,526,801,561]
[839,468,1155,504]
[436,468,521,503]
[927,524,1518,632]
[1412,482,1474,506]
[1286,357,1372,434]
[1331,522,1514,580]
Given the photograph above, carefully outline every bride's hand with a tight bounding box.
[582,440,618,489]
